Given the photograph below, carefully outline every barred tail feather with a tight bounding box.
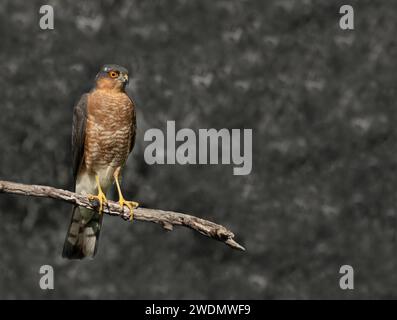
[62,206,103,259]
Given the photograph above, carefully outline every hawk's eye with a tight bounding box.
[109,71,119,78]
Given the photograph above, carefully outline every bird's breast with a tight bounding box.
[84,90,135,173]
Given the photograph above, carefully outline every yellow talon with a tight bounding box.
[88,175,108,214]
[114,167,139,221]
[119,197,139,221]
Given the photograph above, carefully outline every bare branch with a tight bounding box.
[0,180,245,251]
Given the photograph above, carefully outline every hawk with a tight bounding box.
[62,64,138,259]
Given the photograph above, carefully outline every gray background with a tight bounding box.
[0,0,396,299]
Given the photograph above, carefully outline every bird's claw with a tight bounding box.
[119,197,139,221]
[88,191,108,214]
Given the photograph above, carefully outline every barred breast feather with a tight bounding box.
[84,90,135,175]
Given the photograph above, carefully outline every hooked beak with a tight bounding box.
[122,73,129,84]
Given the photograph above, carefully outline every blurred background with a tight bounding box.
[0,0,397,299]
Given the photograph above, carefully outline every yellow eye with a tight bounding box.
[109,71,119,78]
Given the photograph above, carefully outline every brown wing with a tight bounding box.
[72,94,88,181]
[129,96,137,153]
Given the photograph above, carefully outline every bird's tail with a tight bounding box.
[62,205,103,259]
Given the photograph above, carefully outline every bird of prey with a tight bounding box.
[62,64,138,259]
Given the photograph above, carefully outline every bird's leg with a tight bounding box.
[113,168,139,221]
[88,175,108,214]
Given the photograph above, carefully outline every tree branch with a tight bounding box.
[0,180,245,251]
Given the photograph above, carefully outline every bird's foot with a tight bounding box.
[88,190,108,214]
[118,196,139,221]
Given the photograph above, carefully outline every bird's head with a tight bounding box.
[95,64,129,91]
